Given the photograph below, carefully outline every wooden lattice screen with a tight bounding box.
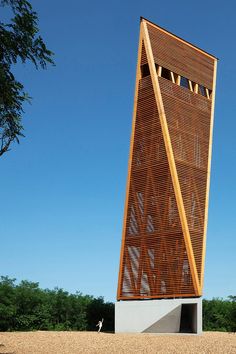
[117,18,217,300]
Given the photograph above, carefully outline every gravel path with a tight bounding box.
[0,331,235,354]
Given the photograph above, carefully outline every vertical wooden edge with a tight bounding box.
[158,66,162,77]
[189,80,193,92]
[200,59,218,291]
[170,71,175,83]
[142,20,200,295]
[116,25,143,300]
[177,75,181,85]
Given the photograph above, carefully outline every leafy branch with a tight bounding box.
[0,0,54,156]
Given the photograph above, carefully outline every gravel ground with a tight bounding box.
[0,331,235,354]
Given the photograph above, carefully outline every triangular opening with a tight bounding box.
[140,41,150,78]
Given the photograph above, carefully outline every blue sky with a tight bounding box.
[0,0,235,302]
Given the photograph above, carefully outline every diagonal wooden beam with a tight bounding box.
[200,59,218,292]
[116,24,144,300]
[141,19,201,295]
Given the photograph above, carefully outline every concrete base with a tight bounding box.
[115,298,202,334]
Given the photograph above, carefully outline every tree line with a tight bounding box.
[0,276,235,332]
[0,276,114,332]
[203,297,236,332]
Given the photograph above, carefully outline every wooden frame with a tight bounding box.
[117,18,217,300]
[142,21,200,295]
[116,24,144,299]
[200,59,218,291]
[142,16,217,61]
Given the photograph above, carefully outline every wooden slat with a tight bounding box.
[117,18,216,301]
[147,22,214,89]
[116,24,144,300]
[142,21,200,295]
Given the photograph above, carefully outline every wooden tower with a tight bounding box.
[117,18,217,301]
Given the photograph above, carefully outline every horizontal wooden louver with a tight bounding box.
[117,18,217,300]
[147,23,214,89]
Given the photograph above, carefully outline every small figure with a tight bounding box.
[96,318,104,333]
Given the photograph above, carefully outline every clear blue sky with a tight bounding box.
[0,0,235,302]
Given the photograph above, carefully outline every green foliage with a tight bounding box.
[86,297,114,332]
[228,295,236,333]
[203,297,236,332]
[0,0,54,156]
[0,276,114,332]
[0,276,16,331]
[2,274,234,333]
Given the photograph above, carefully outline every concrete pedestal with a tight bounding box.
[115,297,202,334]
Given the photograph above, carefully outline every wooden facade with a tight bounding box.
[117,18,217,300]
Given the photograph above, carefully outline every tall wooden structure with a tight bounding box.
[117,18,217,301]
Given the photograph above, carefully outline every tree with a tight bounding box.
[0,0,54,156]
[0,276,16,331]
[228,296,236,333]
[203,297,236,332]
[0,275,115,332]
[86,296,114,332]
